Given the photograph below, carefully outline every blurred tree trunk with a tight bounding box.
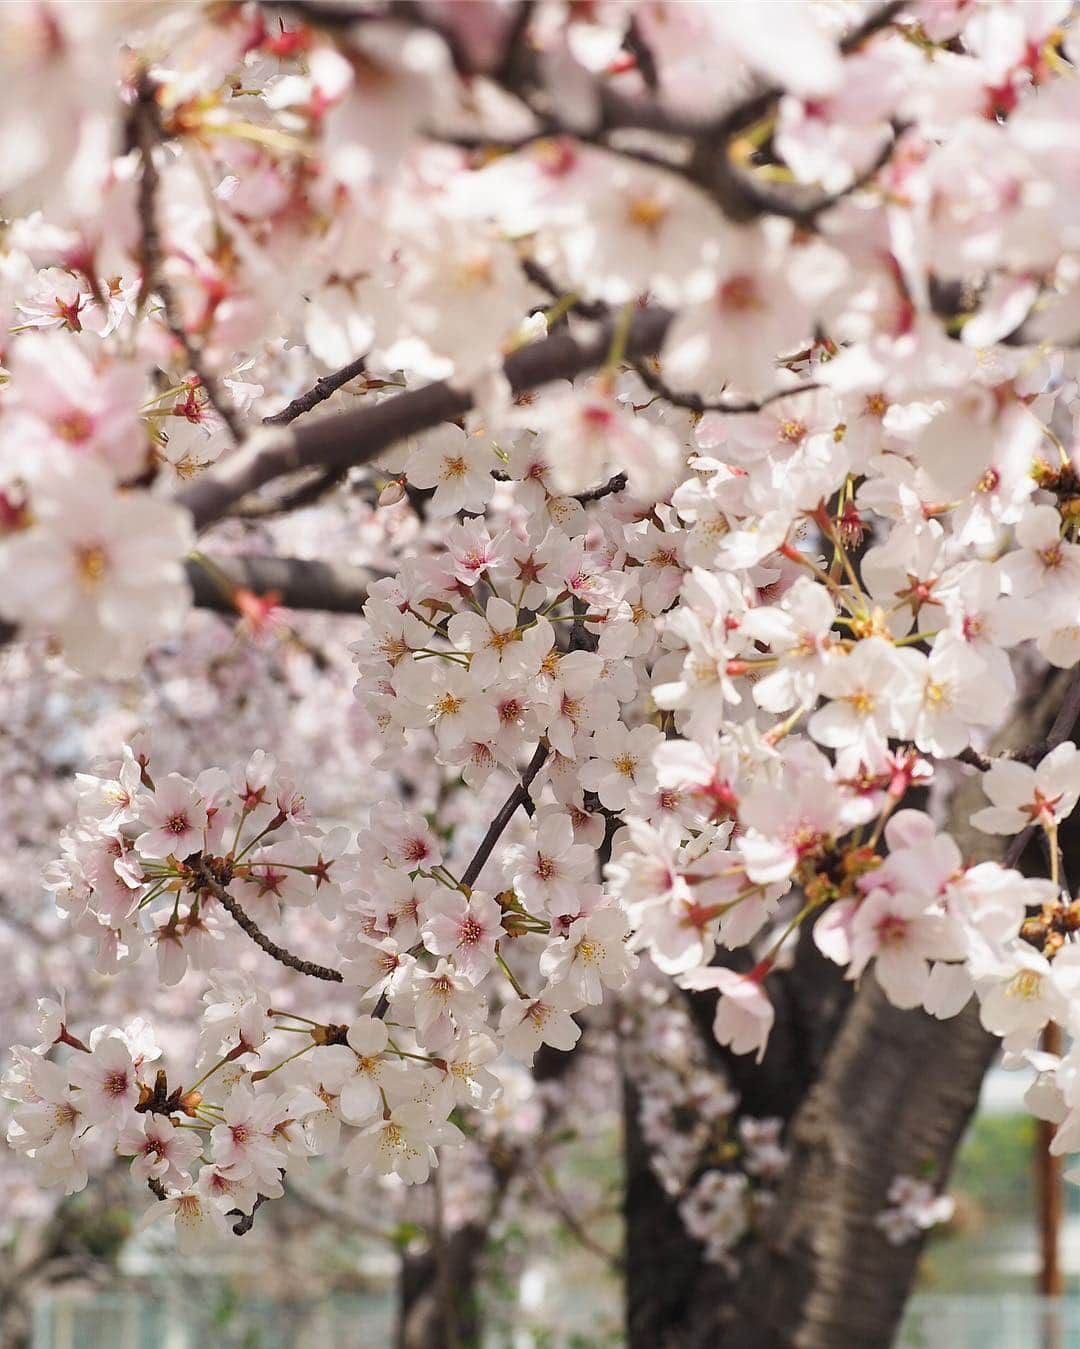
[397,1220,488,1349]
[396,1039,573,1349]
[625,670,1074,1349]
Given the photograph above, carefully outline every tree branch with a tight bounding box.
[576,473,628,504]
[461,743,550,889]
[263,356,370,426]
[177,306,673,532]
[186,554,373,615]
[131,72,243,443]
[191,858,344,982]
[631,360,820,415]
[954,667,1080,784]
[1002,669,1080,869]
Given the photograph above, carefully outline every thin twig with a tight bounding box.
[631,360,820,415]
[225,467,350,518]
[956,673,1080,776]
[132,72,244,443]
[536,1167,623,1269]
[263,356,370,426]
[461,744,550,889]
[192,858,344,982]
[576,472,628,504]
[729,120,907,229]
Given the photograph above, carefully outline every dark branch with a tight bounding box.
[226,466,350,519]
[956,671,1080,779]
[631,360,820,415]
[955,746,993,772]
[624,17,659,92]
[1003,669,1080,869]
[263,356,370,426]
[186,554,373,615]
[192,858,345,982]
[461,743,550,889]
[177,306,673,532]
[575,472,628,504]
[0,555,373,650]
[230,1192,270,1236]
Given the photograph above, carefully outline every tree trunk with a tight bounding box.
[397,1220,487,1349]
[626,668,1074,1348]
[624,1077,734,1349]
[729,985,996,1349]
[625,930,853,1348]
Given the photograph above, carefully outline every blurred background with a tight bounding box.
[6,1059,1080,1349]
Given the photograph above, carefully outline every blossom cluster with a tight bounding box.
[8,0,1080,1260]
[623,979,787,1270]
[875,1175,956,1246]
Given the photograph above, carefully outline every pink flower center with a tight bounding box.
[104,1069,129,1098]
[459,915,484,947]
[402,837,431,863]
[582,404,615,433]
[717,274,761,313]
[54,409,93,444]
[875,914,909,946]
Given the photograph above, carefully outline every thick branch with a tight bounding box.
[177,307,673,531]
[186,554,372,615]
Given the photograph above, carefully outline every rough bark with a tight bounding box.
[625,931,854,1349]
[731,985,997,1349]
[624,1078,734,1349]
[722,669,1074,1349]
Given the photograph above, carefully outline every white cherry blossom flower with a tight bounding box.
[971,742,1080,835]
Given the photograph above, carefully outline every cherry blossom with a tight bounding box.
[422,890,503,986]
[9,0,1080,1283]
[678,966,775,1064]
[971,743,1080,835]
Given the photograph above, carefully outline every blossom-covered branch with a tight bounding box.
[190,857,345,984]
[10,4,1080,1322]
[177,305,674,531]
